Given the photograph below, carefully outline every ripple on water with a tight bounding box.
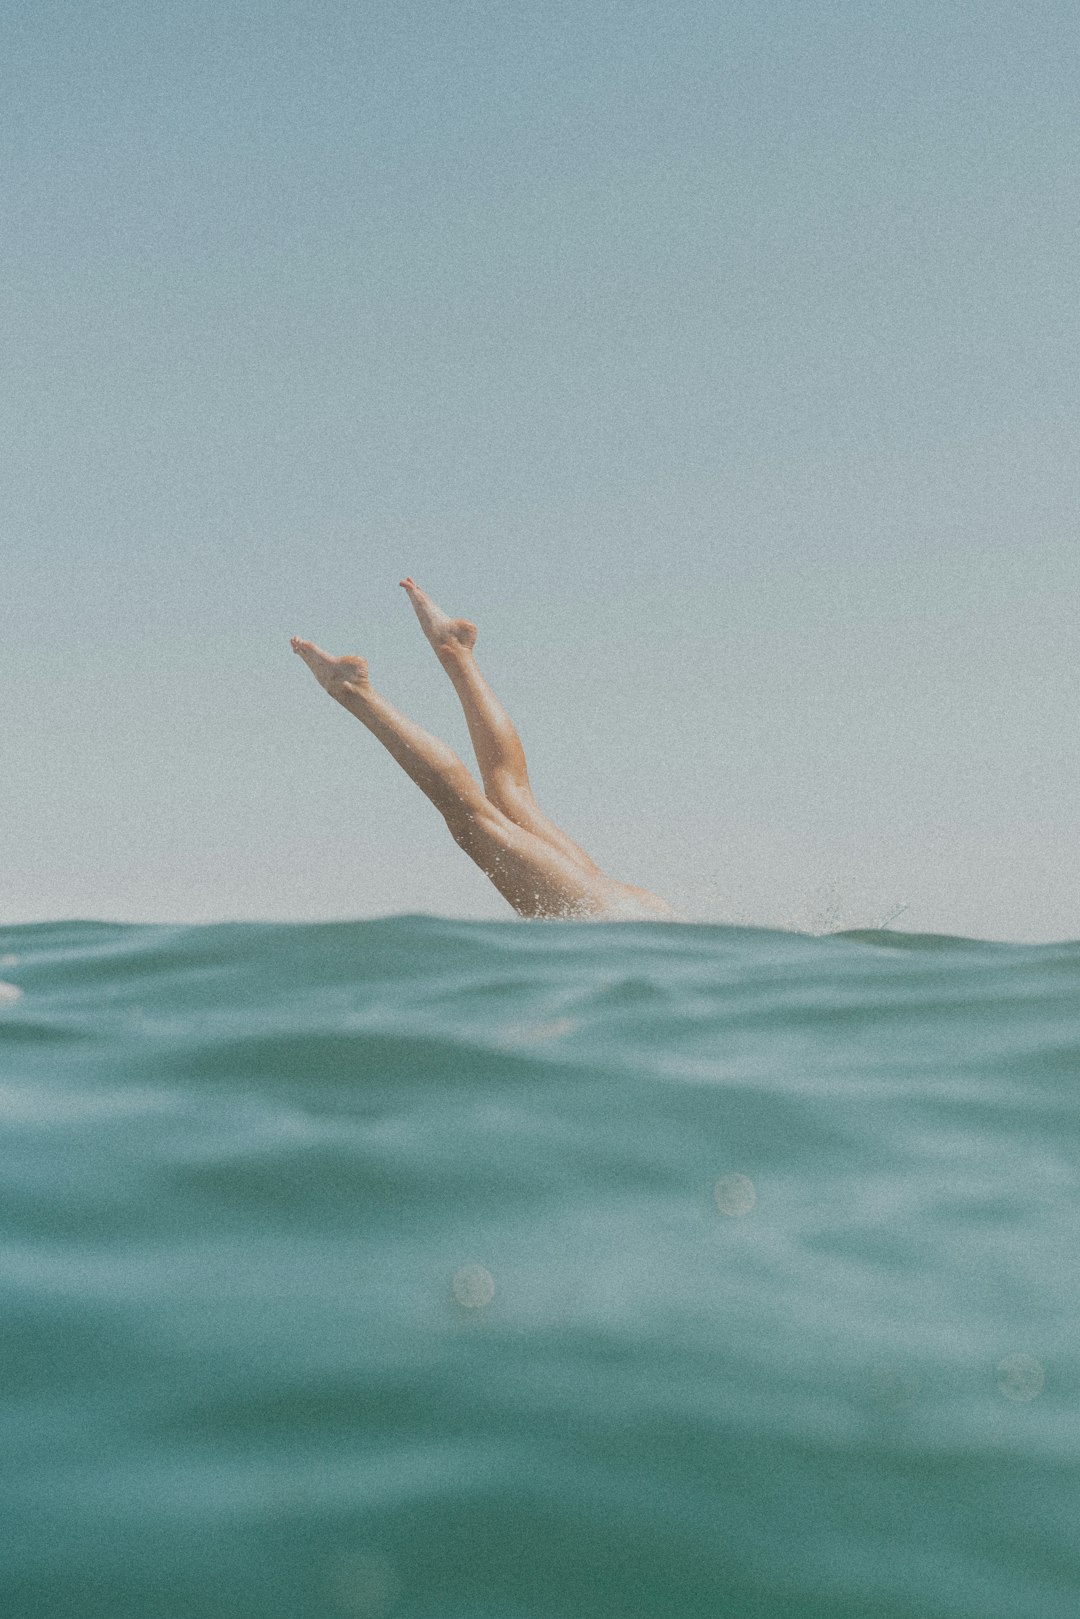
[0,917,1076,1619]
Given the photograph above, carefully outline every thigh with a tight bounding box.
[447,804,609,918]
[486,781,601,875]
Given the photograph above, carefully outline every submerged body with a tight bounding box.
[292,581,673,920]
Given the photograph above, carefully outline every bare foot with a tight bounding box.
[399,578,477,654]
[291,637,369,701]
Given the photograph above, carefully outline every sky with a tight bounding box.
[3,0,1078,940]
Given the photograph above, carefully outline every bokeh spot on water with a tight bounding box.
[452,1263,496,1309]
[713,1173,757,1216]
[328,1551,402,1618]
[997,1354,1045,1402]
[505,1016,579,1044]
[0,981,23,1004]
[0,953,18,969]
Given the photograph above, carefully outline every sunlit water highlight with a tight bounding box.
[1,917,1077,1618]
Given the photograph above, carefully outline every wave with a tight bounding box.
[0,918,1077,1618]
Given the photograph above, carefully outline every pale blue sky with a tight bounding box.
[3,0,1078,938]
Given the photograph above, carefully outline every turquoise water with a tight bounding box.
[1,917,1077,1619]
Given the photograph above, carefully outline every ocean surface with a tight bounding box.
[1,917,1077,1619]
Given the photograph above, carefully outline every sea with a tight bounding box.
[1,916,1077,1619]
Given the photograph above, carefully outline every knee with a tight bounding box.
[445,800,504,853]
[436,763,488,824]
[486,774,535,820]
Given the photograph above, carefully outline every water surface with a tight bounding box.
[1,918,1077,1618]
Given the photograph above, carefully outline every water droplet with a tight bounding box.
[997,1353,1044,1402]
[0,982,23,1005]
[713,1173,756,1216]
[452,1263,496,1308]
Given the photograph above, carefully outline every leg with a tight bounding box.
[399,579,601,872]
[291,638,617,918]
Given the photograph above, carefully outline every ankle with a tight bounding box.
[332,673,373,709]
[436,639,472,670]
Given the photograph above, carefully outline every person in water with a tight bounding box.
[292,580,674,920]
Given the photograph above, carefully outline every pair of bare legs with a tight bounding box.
[291,581,674,920]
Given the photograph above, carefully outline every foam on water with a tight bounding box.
[0,917,1077,1618]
